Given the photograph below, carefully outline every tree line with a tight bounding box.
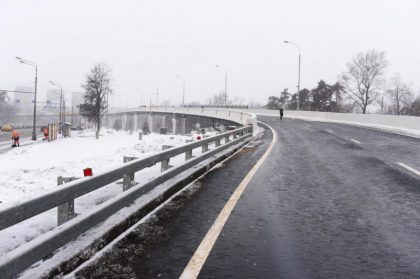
[264,49,420,116]
[0,91,18,124]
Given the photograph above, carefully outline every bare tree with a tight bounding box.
[409,92,420,116]
[161,99,171,107]
[188,101,201,107]
[386,74,414,115]
[208,92,225,106]
[0,91,17,124]
[81,62,114,135]
[340,49,389,114]
[232,96,245,106]
[248,101,262,109]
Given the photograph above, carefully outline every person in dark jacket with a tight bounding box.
[279,107,284,120]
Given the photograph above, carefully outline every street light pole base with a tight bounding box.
[31,131,37,141]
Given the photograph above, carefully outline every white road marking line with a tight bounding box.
[325,129,333,133]
[397,163,420,176]
[304,124,311,127]
[179,122,277,279]
[351,139,361,144]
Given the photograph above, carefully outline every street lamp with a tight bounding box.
[49,81,63,134]
[215,65,227,106]
[176,76,185,107]
[151,84,159,107]
[149,92,158,115]
[284,41,301,110]
[16,57,38,140]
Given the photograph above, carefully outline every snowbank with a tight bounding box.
[0,129,193,256]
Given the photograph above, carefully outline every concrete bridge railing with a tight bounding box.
[243,109,420,136]
[110,107,258,135]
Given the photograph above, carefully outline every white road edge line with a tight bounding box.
[304,124,311,127]
[325,129,333,133]
[179,121,277,279]
[397,163,420,176]
[351,139,361,144]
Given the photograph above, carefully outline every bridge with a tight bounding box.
[1,108,420,278]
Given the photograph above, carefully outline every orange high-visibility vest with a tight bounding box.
[44,128,48,134]
[12,131,19,137]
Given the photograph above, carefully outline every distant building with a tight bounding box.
[72,92,85,114]
[47,89,62,111]
[14,86,33,113]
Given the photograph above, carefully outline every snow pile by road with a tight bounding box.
[0,129,194,256]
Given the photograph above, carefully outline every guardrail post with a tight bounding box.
[123,156,138,191]
[233,132,237,140]
[139,132,142,140]
[238,130,243,141]
[161,145,174,171]
[185,149,193,160]
[215,138,221,147]
[225,135,230,143]
[57,176,79,226]
[202,142,209,153]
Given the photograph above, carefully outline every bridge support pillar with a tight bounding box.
[161,116,166,128]
[220,124,228,132]
[180,118,186,135]
[148,115,154,133]
[134,114,138,131]
[172,118,178,134]
[122,114,127,131]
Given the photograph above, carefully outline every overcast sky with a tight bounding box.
[1,0,419,108]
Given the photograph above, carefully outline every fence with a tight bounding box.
[48,124,58,141]
[0,125,253,279]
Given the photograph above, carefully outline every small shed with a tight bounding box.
[62,123,72,137]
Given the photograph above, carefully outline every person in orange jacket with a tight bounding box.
[12,130,19,147]
[44,127,49,140]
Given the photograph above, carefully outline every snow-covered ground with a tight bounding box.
[0,128,204,256]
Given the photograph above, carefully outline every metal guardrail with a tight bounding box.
[0,125,253,279]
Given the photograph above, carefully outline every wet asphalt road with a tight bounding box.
[0,128,33,140]
[76,117,420,279]
[0,128,35,145]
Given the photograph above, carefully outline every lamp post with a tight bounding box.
[216,65,227,106]
[149,92,158,115]
[284,41,301,110]
[176,76,185,107]
[49,81,63,134]
[16,57,37,140]
[151,84,159,107]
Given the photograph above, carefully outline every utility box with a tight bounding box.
[160,128,167,134]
